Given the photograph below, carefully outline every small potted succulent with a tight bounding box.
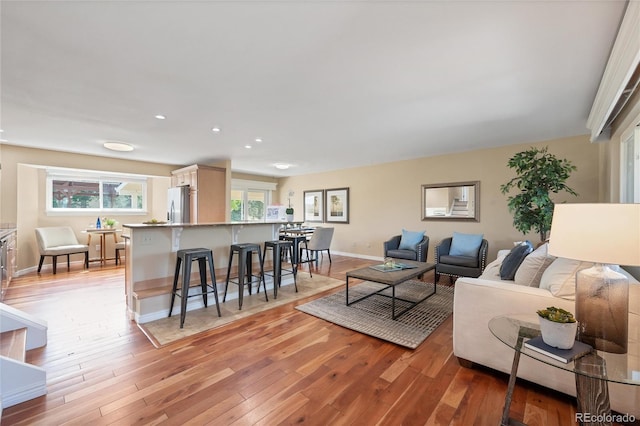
[536,306,577,349]
[285,207,294,222]
[286,193,294,222]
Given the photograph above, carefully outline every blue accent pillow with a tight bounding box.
[449,232,484,257]
[398,229,425,250]
[499,241,534,280]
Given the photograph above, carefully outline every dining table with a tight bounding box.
[278,226,315,264]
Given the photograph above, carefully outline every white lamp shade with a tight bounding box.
[548,203,640,266]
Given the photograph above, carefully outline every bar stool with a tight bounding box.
[223,243,267,310]
[169,248,221,328]
[280,234,310,276]
[261,240,297,299]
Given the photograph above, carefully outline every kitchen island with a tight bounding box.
[123,221,302,323]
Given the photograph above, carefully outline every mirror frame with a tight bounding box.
[421,181,480,222]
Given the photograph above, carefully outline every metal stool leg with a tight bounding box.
[223,249,234,302]
[273,244,282,298]
[289,245,298,292]
[168,255,183,317]
[245,251,253,296]
[198,256,208,308]
[260,244,269,295]
[238,249,246,309]
[206,251,221,317]
[180,256,192,328]
[257,246,268,300]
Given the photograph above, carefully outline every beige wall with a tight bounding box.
[277,135,600,262]
[0,134,604,271]
[1,145,179,270]
[0,144,286,271]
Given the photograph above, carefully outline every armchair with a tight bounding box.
[383,234,429,262]
[35,227,89,274]
[435,236,488,284]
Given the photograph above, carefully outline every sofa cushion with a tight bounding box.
[386,248,418,261]
[499,241,533,280]
[478,252,508,282]
[449,232,483,257]
[514,243,556,287]
[440,254,478,268]
[398,229,425,250]
[539,257,594,300]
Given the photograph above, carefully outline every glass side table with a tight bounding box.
[489,314,639,426]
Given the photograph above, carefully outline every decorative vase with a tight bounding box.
[286,214,294,222]
[539,317,577,349]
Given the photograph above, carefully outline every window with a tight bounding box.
[47,168,147,213]
[620,125,640,203]
[230,179,276,221]
[231,189,269,221]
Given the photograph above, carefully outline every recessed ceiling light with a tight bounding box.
[104,141,134,152]
[155,114,166,120]
[211,127,221,133]
[274,163,290,170]
[255,138,263,143]
[0,129,4,132]
[245,145,252,149]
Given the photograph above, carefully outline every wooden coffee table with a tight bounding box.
[345,260,436,320]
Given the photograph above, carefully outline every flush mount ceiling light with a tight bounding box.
[274,163,290,170]
[103,141,134,152]
[255,138,263,143]
[211,127,221,133]
[155,114,166,120]
[245,145,252,149]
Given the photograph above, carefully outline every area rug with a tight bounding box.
[295,280,454,349]
[139,272,344,348]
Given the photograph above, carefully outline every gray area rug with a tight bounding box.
[296,280,454,349]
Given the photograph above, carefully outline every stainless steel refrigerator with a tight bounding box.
[167,186,190,223]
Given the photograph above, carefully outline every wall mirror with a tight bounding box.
[421,181,479,221]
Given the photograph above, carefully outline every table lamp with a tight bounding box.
[548,203,640,354]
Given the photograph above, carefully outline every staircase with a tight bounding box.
[449,199,470,217]
[0,303,47,415]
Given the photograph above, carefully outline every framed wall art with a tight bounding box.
[303,190,325,222]
[325,187,349,223]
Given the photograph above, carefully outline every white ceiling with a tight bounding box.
[0,1,627,177]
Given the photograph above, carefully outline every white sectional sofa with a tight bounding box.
[453,244,639,417]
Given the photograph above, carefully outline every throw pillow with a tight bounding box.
[398,229,425,250]
[449,232,484,257]
[539,258,594,300]
[514,243,556,287]
[499,241,534,280]
[478,252,509,282]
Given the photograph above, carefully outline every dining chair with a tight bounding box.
[299,227,334,276]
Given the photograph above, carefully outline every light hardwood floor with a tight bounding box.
[2,255,590,425]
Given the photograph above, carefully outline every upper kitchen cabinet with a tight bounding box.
[171,164,226,223]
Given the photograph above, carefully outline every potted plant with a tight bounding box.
[286,192,294,222]
[105,218,117,228]
[285,207,294,222]
[500,146,577,243]
[536,306,577,349]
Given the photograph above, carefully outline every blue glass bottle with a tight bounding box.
[96,217,101,229]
